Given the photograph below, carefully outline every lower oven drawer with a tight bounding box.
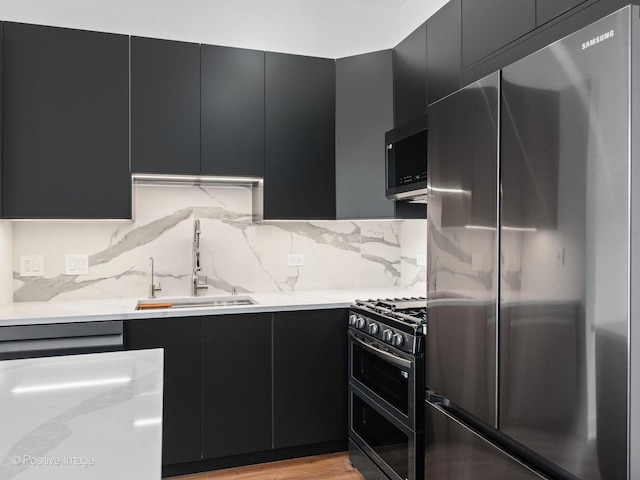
[349,438,389,480]
[349,384,423,480]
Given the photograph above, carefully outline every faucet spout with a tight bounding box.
[191,219,208,297]
[149,256,162,299]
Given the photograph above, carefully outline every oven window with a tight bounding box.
[352,394,410,480]
[352,341,409,414]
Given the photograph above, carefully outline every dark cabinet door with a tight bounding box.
[461,0,535,68]
[202,313,272,459]
[335,50,395,219]
[393,22,427,126]
[273,309,348,448]
[201,46,265,177]
[265,53,336,220]
[125,317,203,465]
[131,37,200,175]
[537,0,588,26]
[427,0,461,105]
[3,23,130,219]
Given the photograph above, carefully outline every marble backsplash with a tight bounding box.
[11,184,426,302]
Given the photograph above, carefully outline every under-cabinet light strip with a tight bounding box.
[132,173,263,184]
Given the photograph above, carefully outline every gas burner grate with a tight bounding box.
[376,297,427,312]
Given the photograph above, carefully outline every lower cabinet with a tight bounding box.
[202,313,272,459]
[125,317,203,466]
[273,309,348,448]
[125,308,348,471]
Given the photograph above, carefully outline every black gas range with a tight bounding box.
[347,297,427,480]
[349,298,427,355]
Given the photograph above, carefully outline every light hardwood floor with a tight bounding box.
[174,453,364,480]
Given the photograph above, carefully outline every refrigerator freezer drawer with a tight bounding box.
[425,400,547,480]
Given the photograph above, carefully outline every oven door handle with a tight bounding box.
[348,330,413,370]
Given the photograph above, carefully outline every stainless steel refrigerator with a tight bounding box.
[425,5,640,480]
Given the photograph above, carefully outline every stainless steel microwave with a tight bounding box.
[385,113,428,202]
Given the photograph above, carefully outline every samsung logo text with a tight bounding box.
[582,30,614,50]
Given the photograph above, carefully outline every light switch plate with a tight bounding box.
[65,254,89,275]
[416,254,427,267]
[287,254,305,267]
[20,255,44,277]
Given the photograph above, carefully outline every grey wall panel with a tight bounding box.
[336,50,395,219]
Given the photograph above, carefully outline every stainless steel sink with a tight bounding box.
[136,295,257,310]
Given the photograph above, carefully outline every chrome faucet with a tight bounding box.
[149,256,162,299]
[192,219,208,297]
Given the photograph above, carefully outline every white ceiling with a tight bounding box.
[0,0,449,58]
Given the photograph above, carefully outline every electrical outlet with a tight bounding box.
[416,254,427,267]
[287,254,305,267]
[65,254,89,275]
[20,255,44,277]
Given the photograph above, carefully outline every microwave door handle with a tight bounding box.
[348,330,412,370]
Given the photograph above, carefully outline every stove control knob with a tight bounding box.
[349,314,358,326]
[382,329,393,343]
[392,333,405,347]
[356,317,366,329]
[368,323,379,335]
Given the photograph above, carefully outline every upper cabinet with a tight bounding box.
[335,50,395,219]
[201,46,265,177]
[131,37,200,175]
[461,0,536,68]
[537,0,588,26]
[2,23,130,219]
[264,53,336,220]
[132,40,264,178]
[393,22,427,126]
[427,0,461,105]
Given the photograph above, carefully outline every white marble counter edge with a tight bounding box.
[0,288,425,326]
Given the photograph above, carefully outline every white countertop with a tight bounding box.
[0,348,163,479]
[0,287,427,326]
